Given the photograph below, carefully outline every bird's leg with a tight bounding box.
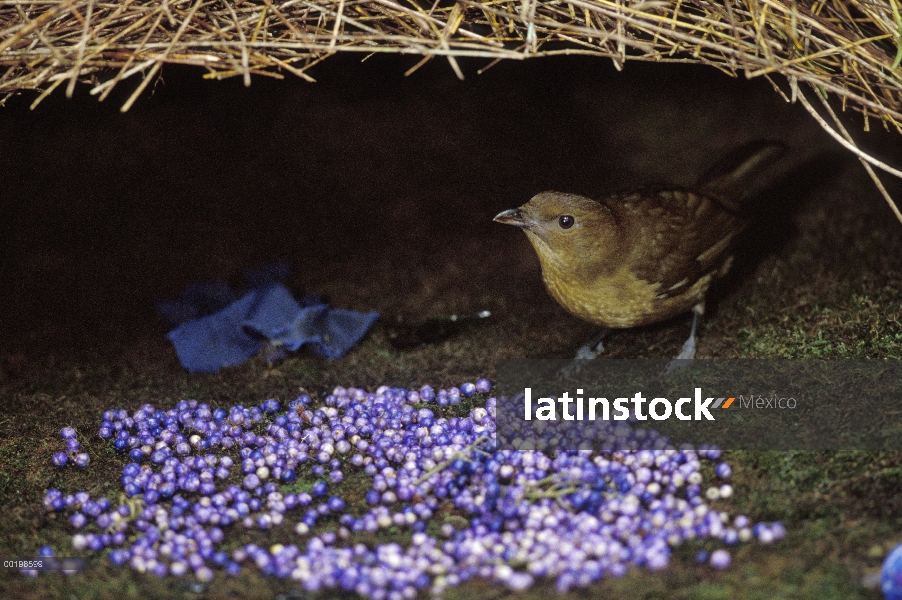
[665,304,703,373]
[676,305,702,360]
[574,328,610,360]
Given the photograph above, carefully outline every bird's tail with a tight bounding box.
[696,140,787,205]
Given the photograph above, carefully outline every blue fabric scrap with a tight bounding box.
[161,280,378,373]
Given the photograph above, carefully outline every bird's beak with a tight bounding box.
[493,208,530,228]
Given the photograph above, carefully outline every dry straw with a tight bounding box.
[2,0,901,219]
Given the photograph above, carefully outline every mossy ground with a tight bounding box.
[1,55,901,599]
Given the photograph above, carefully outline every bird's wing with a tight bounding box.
[611,188,745,298]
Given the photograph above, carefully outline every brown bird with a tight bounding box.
[494,141,785,363]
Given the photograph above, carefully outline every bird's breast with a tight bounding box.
[541,265,710,328]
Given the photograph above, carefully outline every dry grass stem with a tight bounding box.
[0,0,897,118]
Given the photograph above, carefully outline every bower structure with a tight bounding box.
[2,0,902,216]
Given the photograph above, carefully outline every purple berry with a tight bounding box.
[70,512,87,529]
[710,549,731,569]
[882,543,902,600]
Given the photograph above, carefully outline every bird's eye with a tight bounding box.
[558,215,575,229]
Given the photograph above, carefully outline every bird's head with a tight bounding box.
[494,192,622,276]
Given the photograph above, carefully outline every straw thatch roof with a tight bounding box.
[2,0,901,218]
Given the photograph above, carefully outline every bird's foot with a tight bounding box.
[557,335,606,379]
[575,339,604,361]
[664,335,696,373]
[675,334,696,360]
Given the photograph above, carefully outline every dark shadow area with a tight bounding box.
[0,53,898,368]
[707,149,854,315]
